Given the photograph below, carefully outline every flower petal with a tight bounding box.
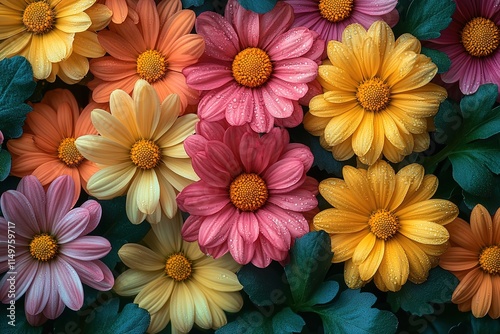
[118,243,165,271]
[52,257,84,311]
[60,236,111,260]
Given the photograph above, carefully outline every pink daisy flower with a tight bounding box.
[0,175,113,326]
[283,0,399,43]
[426,0,500,96]
[177,123,319,268]
[182,0,324,133]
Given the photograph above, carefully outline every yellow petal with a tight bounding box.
[73,30,104,58]
[318,177,371,215]
[86,162,136,199]
[396,235,431,284]
[136,275,174,314]
[154,94,182,140]
[342,166,377,211]
[193,266,242,292]
[187,281,213,329]
[327,40,364,82]
[75,134,130,164]
[352,110,374,156]
[109,89,140,139]
[114,269,162,296]
[118,243,166,271]
[135,169,160,214]
[398,220,449,245]
[388,163,424,211]
[357,237,385,281]
[86,3,112,31]
[324,108,364,147]
[148,303,170,334]
[330,136,355,161]
[400,174,438,208]
[344,259,366,289]
[126,172,147,224]
[55,12,91,33]
[377,238,409,291]
[303,112,329,136]
[352,232,377,264]
[313,208,368,233]
[162,156,198,180]
[157,113,198,148]
[58,52,89,82]
[367,160,395,209]
[91,108,136,145]
[133,80,161,139]
[28,34,52,79]
[330,231,368,262]
[170,282,195,333]
[397,199,458,225]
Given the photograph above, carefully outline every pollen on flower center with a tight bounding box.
[58,137,85,167]
[23,1,55,35]
[232,47,273,88]
[461,17,500,57]
[136,50,168,83]
[130,139,161,169]
[479,245,500,275]
[318,0,354,23]
[229,173,269,212]
[165,253,192,281]
[30,233,58,261]
[356,77,391,112]
[368,209,400,240]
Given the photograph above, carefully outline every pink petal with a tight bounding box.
[46,175,76,230]
[205,141,241,177]
[191,151,231,186]
[177,182,230,215]
[60,236,111,261]
[266,78,308,100]
[184,135,208,158]
[198,204,236,248]
[263,158,305,192]
[202,242,229,258]
[268,189,318,212]
[272,58,318,83]
[230,0,260,48]
[16,175,48,232]
[251,240,272,268]
[136,0,159,47]
[225,86,254,127]
[258,1,294,50]
[181,215,204,241]
[250,89,274,133]
[25,263,50,315]
[1,190,40,238]
[255,208,291,251]
[52,257,84,311]
[273,101,303,128]
[196,119,229,141]
[239,131,272,174]
[261,85,295,118]
[25,312,48,326]
[302,33,326,62]
[79,200,102,236]
[228,223,254,265]
[267,27,314,61]
[197,83,238,122]
[266,204,309,239]
[355,0,398,15]
[259,237,289,263]
[223,124,251,162]
[62,255,113,291]
[43,275,65,319]
[82,260,114,291]
[237,211,260,243]
[52,208,89,244]
[281,143,314,170]
[0,252,38,302]
[184,62,233,90]
[195,12,240,61]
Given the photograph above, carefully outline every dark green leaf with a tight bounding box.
[393,0,455,40]
[0,56,36,138]
[463,174,500,215]
[387,267,459,316]
[91,197,151,269]
[314,289,398,334]
[421,47,451,73]
[284,231,332,306]
[432,99,462,147]
[181,0,205,7]
[237,262,290,307]
[216,311,273,334]
[271,307,305,334]
[305,280,339,307]
[238,0,277,13]
[0,150,11,181]
[471,314,500,334]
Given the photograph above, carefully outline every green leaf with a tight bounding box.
[271,307,305,334]
[421,47,451,73]
[463,174,500,215]
[306,280,339,306]
[181,0,204,7]
[471,314,500,334]
[216,311,273,334]
[0,56,36,138]
[387,267,459,316]
[393,0,455,40]
[83,298,150,334]
[0,150,11,181]
[313,289,398,334]
[284,231,333,306]
[90,197,151,269]
[238,0,277,13]
[237,262,291,307]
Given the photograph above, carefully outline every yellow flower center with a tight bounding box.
[22,1,55,35]
[232,47,273,88]
[461,17,500,57]
[130,139,161,170]
[356,77,391,112]
[368,209,400,240]
[136,50,168,83]
[229,173,269,212]
[30,233,58,261]
[318,0,354,23]
[165,253,192,281]
[58,137,85,167]
[479,245,500,275]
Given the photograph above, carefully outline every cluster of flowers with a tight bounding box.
[0,0,499,332]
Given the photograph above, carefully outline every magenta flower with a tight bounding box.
[0,175,113,326]
[182,0,324,133]
[426,0,500,96]
[177,123,319,268]
[283,0,398,43]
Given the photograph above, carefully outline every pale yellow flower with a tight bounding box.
[313,160,459,291]
[114,212,243,334]
[0,0,96,80]
[76,79,199,224]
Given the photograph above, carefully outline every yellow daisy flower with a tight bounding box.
[75,79,199,224]
[313,160,459,292]
[0,0,96,80]
[114,212,243,334]
[303,20,447,165]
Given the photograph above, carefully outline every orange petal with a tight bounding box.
[439,247,479,272]
[452,267,483,304]
[470,204,494,246]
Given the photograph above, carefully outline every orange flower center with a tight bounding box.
[356,77,391,112]
[130,139,161,170]
[58,137,85,167]
[232,47,272,88]
[229,173,269,212]
[136,50,167,83]
[368,209,400,240]
[461,17,500,57]
[23,1,55,35]
[165,253,192,281]
[30,233,58,261]
[318,0,354,23]
[479,245,500,275]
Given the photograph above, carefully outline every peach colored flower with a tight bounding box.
[98,0,138,24]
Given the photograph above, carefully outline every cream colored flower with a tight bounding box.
[114,212,243,334]
[76,79,199,224]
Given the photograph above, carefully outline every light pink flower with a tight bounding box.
[0,175,113,326]
[177,123,319,268]
[426,0,500,95]
[283,0,399,43]
[183,0,324,133]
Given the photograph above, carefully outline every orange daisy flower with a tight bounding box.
[7,90,102,205]
[88,0,204,110]
[440,204,500,319]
